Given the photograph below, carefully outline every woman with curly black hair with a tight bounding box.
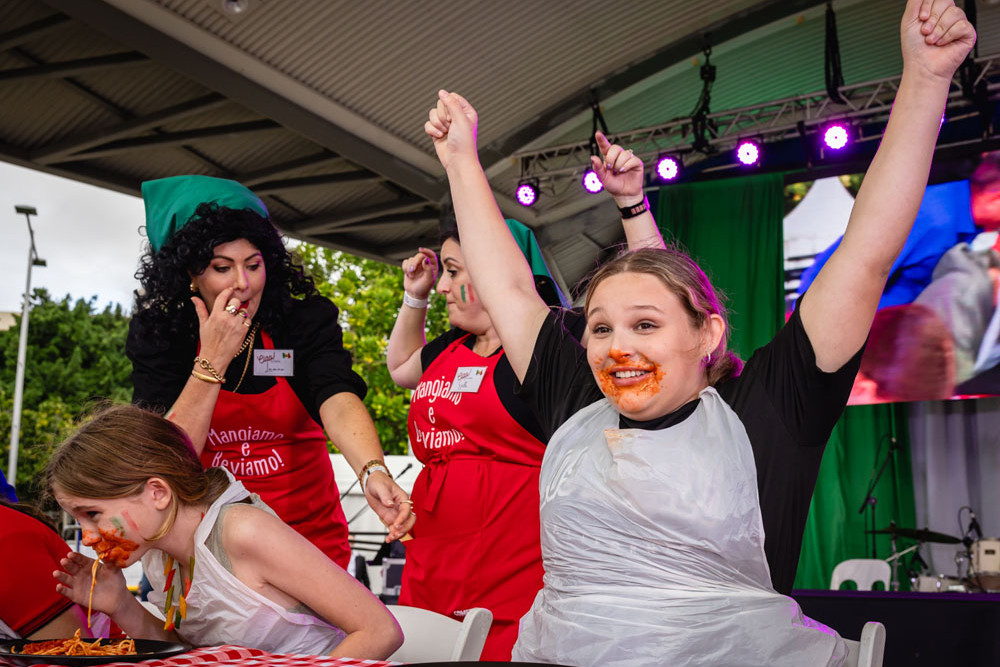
[126,175,414,568]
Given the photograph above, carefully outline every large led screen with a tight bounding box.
[783,162,1000,405]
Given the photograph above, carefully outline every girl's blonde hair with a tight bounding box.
[584,246,743,385]
[45,404,229,541]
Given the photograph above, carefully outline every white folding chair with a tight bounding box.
[842,621,887,667]
[830,558,891,591]
[386,604,492,663]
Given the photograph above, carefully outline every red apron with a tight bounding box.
[200,331,350,568]
[401,335,546,661]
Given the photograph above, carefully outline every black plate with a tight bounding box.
[0,638,187,666]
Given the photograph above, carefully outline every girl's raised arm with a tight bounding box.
[801,0,975,371]
[425,91,549,382]
[591,131,666,251]
[386,247,438,389]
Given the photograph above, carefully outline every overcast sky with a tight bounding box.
[0,162,145,314]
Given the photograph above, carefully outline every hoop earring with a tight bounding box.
[704,352,712,365]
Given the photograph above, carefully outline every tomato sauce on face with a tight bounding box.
[88,528,139,568]
[593,350,665,410]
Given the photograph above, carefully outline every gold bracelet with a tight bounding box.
[191,371,223,385]
[358,459,392,479]
[360,465,392,494]
[193,356,225,383]
[358,458,392,483]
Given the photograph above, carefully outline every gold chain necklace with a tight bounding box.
[231,322,260,393]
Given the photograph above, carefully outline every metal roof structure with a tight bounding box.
[2,0,1000,294]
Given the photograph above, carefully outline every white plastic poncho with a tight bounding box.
[512,387,846,667]
[143,475,346,654]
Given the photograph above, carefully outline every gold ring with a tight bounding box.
[400,500,414,506]
[225,304,238,315]
[242,320,252,328]
[238,309,249,318]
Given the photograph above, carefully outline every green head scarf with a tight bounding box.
[505,218,570,309]
[142,175,269,252]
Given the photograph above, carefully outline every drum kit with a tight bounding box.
[868,523,1000,593]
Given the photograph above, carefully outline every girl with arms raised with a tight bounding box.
[422,1,974,664]
[386,134,661,659]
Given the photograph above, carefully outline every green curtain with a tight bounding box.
[655,175,784,358]
[656,176,917,591]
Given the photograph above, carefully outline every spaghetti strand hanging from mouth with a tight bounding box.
[87,558,100,628]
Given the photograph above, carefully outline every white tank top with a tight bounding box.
[143,476,346,654]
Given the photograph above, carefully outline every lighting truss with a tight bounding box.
[514,52,1000,184]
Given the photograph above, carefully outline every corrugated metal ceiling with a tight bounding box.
[2,0,998,290]
[159,0,766,149]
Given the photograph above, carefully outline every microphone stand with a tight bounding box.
[858,434,897,561]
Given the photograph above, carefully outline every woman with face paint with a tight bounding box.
[385,135,661,660]
[45,405,402,658]
[126,177,414,570]
[422,2,974,664]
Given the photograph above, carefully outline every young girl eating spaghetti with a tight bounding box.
[46,405,402,658]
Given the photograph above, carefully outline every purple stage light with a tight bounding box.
[823,124,849,150]
[656,156,680,181]
[582,169,604,194]
[516,181,538,207]
[736,140,760,166]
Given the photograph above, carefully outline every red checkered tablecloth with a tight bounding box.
[0,644,398,667]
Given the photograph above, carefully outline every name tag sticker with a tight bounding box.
[450,366,487,393]
[254,349,294,376]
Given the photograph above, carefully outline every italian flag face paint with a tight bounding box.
[121,510,140,532]
[460,284,475,303]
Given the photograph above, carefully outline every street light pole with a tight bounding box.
[7,205,45,491]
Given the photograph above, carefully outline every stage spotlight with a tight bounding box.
[515,180,539,207]
[735,140,761,166]
[582,169,604,194]
[220,0,251,15]
[822,124,850,150]
[655,155,680,181]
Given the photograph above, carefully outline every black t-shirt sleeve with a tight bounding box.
[126,317,193,414]
[283,296,367,413]
[721,304,863,447]
[517,310,603,440]
[560,306,588,341]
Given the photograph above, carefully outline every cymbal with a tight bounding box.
[866,526,962,544]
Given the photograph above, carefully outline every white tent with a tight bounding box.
[783,176,856,262]
[782,177,857,305]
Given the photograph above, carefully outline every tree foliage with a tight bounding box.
[0,289,131,501]
[294,243,450,454]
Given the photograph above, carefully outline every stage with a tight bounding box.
[793,589,1000,664]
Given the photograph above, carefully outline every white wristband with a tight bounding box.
[402,292,429,309]
[362,464,391,493]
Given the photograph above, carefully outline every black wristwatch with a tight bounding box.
[618,196,649,219]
